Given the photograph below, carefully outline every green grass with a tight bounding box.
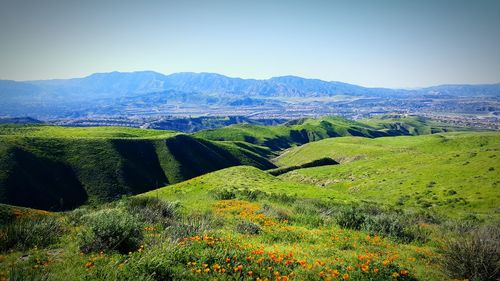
[0,125,178,139]
[0,126,275,210]
[194,115,464,151]
[359,115,457,135]
[194,116,387,151]
[141,166,342,210]
[0,130,498,280]
[276,132,500,218]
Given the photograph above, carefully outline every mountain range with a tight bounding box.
[1,71,499,118]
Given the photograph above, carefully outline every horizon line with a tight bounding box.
[4,70,500,90]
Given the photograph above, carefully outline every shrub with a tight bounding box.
[6,265,51,281]
[259,204,292,222]
[0,215,64,251]
[166,212,217,240]
[124,197,178,224]
[235,220,261,235]
[442,226,500,281]
[211,189,236,200]
[335,206,366,230]
[79,208,143,254]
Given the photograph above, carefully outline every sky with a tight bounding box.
[0,0,499,88]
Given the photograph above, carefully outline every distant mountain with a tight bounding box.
[0,71,498,118]
[13,71,500,98]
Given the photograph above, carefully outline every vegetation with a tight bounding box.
[0,117,497,280]
[194,115,460,151]
[268,157,339,176]
[0,126,274,210]
[441,226,499,281]
[277,132,499,218]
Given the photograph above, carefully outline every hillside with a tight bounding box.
[147,131,499,219]
[194,115,457,151]
[276,132,499,218]
[0,130,498,280]
[0,126,275,210]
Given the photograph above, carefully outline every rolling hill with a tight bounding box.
[0,123,498,281]
[0,126,275,210]
[144,131,499,219]
[194,115,458,151]
[275,132,499,218]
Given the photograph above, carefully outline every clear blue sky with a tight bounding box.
[0,0,499,88]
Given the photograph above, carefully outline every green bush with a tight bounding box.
[79,208,143,254]
[331,204,430,243]
[211,189,236,200]
[124,197,178,225]
[259,204,292,222]
[165,212,217,240]
[0,215,64,251]
[235,220,262,235]
[442,226,500,281]
[335,206,366,230]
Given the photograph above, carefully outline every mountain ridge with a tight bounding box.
[1,71,499,118]
[2,70,498,97]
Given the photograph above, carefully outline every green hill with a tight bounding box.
[140,166,335,210]
[0,126,275,210]
[145,130,500,219]
[360,114,458,135]
[194,115,459,151]
[276,132,499,218]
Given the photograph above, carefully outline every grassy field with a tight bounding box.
[276,132,499,218]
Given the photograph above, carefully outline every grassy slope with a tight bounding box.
[276,132,499,218]
[193,117,384,151]
[359,115,455,135]
[141,166,338,210]
[0,126,275,210]
[194,115,460,151]
[141,166,445,280]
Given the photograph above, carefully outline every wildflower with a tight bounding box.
[392,272,399,278]
[347,265,353,271]
[319,271,325,277]
[332,270,339,277]
[247,271,253,276]
[400,270,408,276]
[196,269,201,273]
[374,268,379,273]
[342,273,350,280]
[361,264,369,272]
[204,268,210,273]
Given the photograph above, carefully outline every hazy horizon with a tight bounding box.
[5,69,500,90]
[1,0,500,88]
